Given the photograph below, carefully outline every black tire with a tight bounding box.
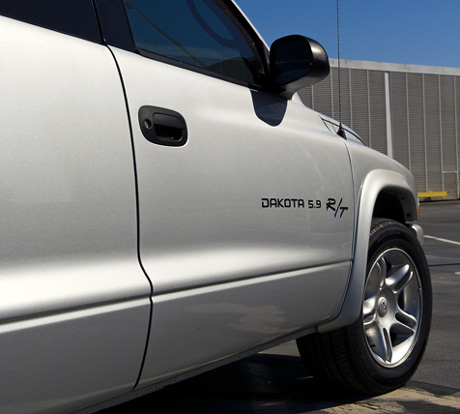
[296,218,432,395]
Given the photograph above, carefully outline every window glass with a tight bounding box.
[124,0,264,85]
[0,0,101,43]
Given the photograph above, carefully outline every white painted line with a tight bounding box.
[425,235,460,246]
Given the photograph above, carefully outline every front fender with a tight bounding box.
[318,169,418,333]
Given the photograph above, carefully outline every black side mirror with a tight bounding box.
[270,35,330,99]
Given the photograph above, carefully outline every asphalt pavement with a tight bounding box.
[100,200,460,414]
[411,201,460,391]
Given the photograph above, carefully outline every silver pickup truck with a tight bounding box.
[0,1,431,413]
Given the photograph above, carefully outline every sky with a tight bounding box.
[235,1,460,69]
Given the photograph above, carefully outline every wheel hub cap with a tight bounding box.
[377,297,388,317]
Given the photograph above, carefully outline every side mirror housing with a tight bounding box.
[270,35,330,99]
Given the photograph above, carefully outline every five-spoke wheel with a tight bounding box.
[363,247,422,367]
[297,219,432,395]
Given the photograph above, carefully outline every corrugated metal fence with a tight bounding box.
[298,60,460,199]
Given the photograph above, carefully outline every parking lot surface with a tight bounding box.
[101,201,460,413]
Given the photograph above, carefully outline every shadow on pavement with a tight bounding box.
[102,354,365,413]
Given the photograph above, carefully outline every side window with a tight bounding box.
[123,0,266,85]
[0,0,101,43]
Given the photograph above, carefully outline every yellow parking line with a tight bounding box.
[418,191,447,198]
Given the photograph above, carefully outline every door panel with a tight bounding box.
[110,0,354,387]
[0,17,151,412]
[112,47,354,385]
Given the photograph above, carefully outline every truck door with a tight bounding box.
[102,0,355,386]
